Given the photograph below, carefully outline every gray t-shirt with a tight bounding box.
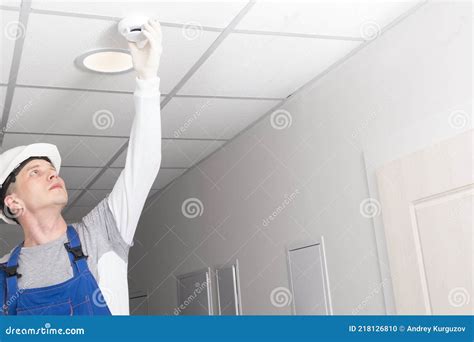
[0,197,130,289]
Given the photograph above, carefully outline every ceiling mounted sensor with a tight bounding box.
[118,14,150,49]
[75,48,133,74]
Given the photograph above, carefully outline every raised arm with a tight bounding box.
[107,18,163,245]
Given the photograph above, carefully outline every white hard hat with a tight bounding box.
[0,143,61,225]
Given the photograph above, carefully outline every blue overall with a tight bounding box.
[0,225,111,315]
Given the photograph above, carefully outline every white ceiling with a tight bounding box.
[0,0,421,221]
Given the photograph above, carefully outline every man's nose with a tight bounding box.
[48,170,58,181]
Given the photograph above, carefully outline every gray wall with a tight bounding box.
[129,1,471,315]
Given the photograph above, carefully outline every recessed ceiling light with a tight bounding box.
[74,48,133,74]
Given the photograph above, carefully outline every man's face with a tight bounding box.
[5,159,68,217]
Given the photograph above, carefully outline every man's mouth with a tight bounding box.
[49,184,63,190]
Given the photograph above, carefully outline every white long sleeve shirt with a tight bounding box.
[102,75,162,314]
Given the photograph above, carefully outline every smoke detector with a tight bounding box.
[118,14,150,49]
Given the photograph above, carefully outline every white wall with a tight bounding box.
[129,1,472,315]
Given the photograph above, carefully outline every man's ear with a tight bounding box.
[4,194,24,214]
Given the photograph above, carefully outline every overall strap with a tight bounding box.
[4,243,23,315]
[0,262,8,315]
[64,225,89,277]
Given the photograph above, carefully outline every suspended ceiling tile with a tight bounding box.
[90,167,184,190]
[16,13,220,93]
[74,189,110,207]
[6,88,162,136]
[151,168,186,189]
[59,166,101,189]
[1,0,22,8]
[1,133,126,167]
[236,1,421,37]
[67,188,82,203]
[111,139,225,168]
[110,149,126,167]
[64,206,94,221]
[162,139,226,168]
[89,167,122,189]
[31,0,248,28]
[1,10,19,83]
[162,97,280,139]
[178,33,361,98]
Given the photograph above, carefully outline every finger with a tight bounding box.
[127,41,138,53]
[143,21,156,37]
[142,30,155,49]
[150,18,162,33]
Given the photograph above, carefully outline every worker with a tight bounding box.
[0,18,163,315]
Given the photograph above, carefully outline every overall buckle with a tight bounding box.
[64,243,88,261]
[1,265,21,278]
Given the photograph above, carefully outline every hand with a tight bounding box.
[128,18,163,80]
